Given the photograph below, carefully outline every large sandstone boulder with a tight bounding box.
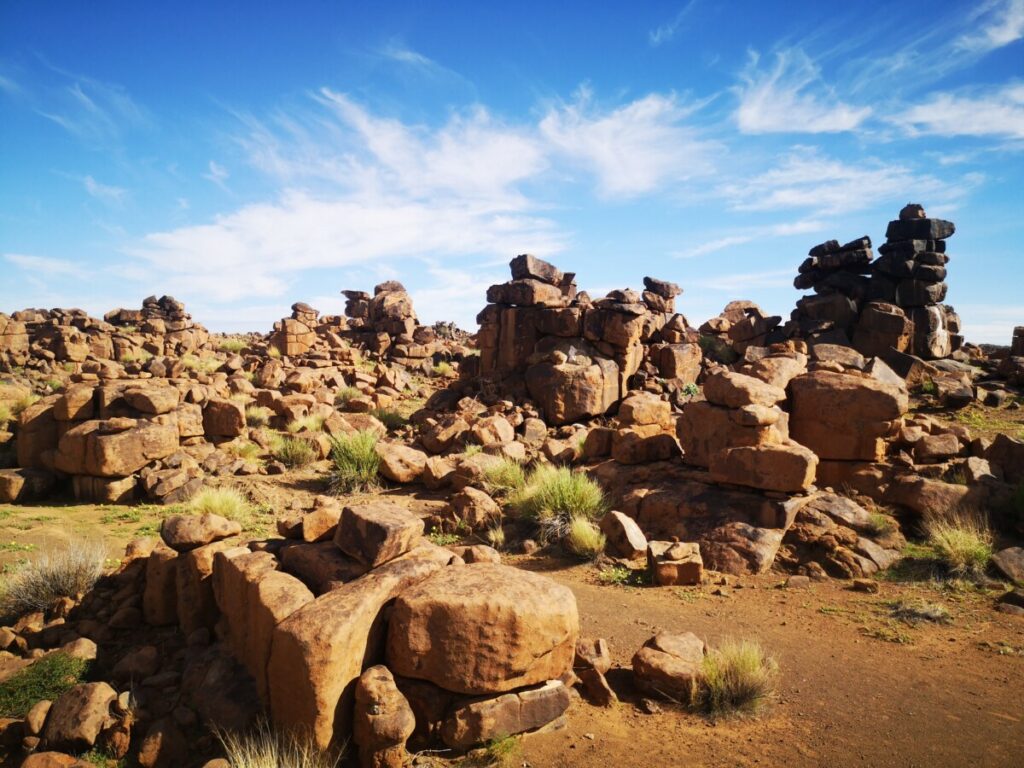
[632,632,705,701]
[55,418,178,477]
[709,443,818,493]
[525,357,619,425]
[41,682,117,752]
[267,557,445,749]
[334,503,424,567]
[375,443,428,484]
[789,371,907,461]
[677,400,785,467]
[386,564,579,695]
[440,680,572,749]
[202,398,246,438]
[161,513,241,552]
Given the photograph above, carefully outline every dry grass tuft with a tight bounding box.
[328,431,380,494]
[564,515,606,559]
[187,487,254,522]
[1,541,106,617]
[510,464,606,541]
[216,720,341,768]
[924,510,993,578]
[482,458,527,496]
[696,638,779,717]
[271,435,318,468]
[287,414,326,433]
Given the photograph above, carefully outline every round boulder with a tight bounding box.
[385,563,578,695]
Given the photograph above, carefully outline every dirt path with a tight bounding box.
[518,560,1024,768]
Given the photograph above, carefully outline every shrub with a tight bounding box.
[427,528,460,546]
[696,639,778,717]
[431,361,454,377]
[217,719,341,768]
[482,458,526,496]
[334,386,363,408]
[187,487,253,522]
[226,441,262,461]
[219,337,248,354]
[919,379,938,396]
[564,515,606,559]
[682,382,700,397]
[464,444,483,457]
[510,465,606,539]
[11,394,39,418]
[598,565,633,586]
[328,431,380,494]
[271,435,317,469]
[484,525,506,550]
[924,510,993,578]
[287,414,326,434]
[0,541,106,617]
[0,652,90,717]
[245,405,273,428]
[371,408,407,431]
[268,345,282,359]
[867,512,897,537]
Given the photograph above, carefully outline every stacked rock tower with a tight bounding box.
[789,204,961,361]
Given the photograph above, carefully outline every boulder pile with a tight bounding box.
[476,254,700,424]
[789,204,962,362]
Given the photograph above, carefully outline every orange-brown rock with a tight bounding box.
[386,563,579,695]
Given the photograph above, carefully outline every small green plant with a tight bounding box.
[698,334,739,364]
[328,431,380,494]
[0,652,90,717]
[919,379,938,396]
[334,386,363,408]
[0,540,106,617]
[427,528,461,546]
[371,408,407,431]
[226,441,262,461]
[268,345,282,359]
[42,378,64,393]
[245,405,273,428]
[924,510,993,578]
[186,486,253,522]
[867,513,897,537]
[287,413,326,433]
[476,734,520,767]
[464,444,484,457]
[216,718,341,768]
[598,565,633,586]
[510,465,606,541]
[271,435,318,468]
[682,382,700,397]
[431,361,454,377]
[10,393,40,418]
[695,639,779,717]
[564,515,606,559]
[219,337,248,354]
[482,458,526,496]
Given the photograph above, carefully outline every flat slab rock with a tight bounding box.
[386,563,579,695]
[334,502,425,567]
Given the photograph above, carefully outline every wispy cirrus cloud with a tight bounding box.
[203,160,231,191]
[956,0,1024,53]
[734,48,871,134]
[718,147,980,215]
[539,87,717,197]
[676,219,825,259]
[648,1,699,47]
[892,82,1024,141]
[4,253,88,279]
[83,175,127,205]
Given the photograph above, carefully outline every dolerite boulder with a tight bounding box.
[40,682,117,752]
[632,632,706,701]
[353,665,416,768]
[160,513,242,552]
[386,564,579,695]
[334,503,425,567]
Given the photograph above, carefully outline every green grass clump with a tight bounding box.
[186,487,253,522]
[564,515,605,558]
[219,337,248,354]
[0,541,106,617]
[271,435,318,468]
[268,345,282,359]
[217,719,341,768]
[427,528,461,546]
[482,458,527,497]
[370,408,407,431]
[867,512,897,537]
[11,394,40,418]
[431,361,454,377]
[0,652,90,717]
[510,465,606,541]
[287,413,326,433]
[0,404,11,426]
[328,431,380,494]
[924,511,993,578]
[181,354,220,374]
[919,379,938,396]
[245,405,273,428]
[696,639,779,717]
[334,386,363,408]
[464,444,483,457]
[226,441,262,461]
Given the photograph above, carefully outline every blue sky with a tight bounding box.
[1,0,1022,341]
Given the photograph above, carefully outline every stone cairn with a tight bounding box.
[789,204,961,363]
[475,254,698,425]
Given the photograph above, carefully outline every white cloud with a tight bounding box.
[539,87,716,197]
[676,218,824,259]
[718,148,969,215]
[892,82,1024,140]
[83,175,126,205]
[4,253,88,279]
[691,268,794,293]
[649,1,699,47]
[32,65,147,146]
[734,49,871,134]
[956,0,1024,52]
[203,160,230,190]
